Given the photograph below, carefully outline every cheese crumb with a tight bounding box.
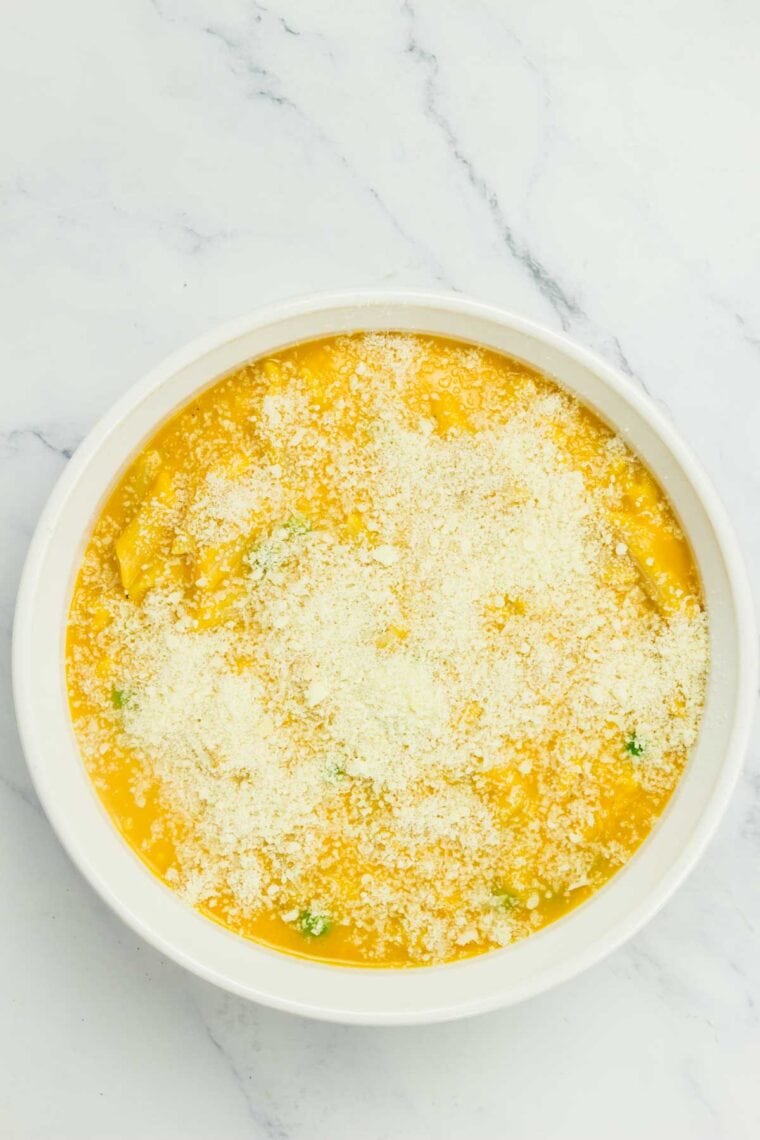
[371,544,400,566]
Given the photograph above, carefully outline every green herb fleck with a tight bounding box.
[247,537,283,578]
[285,513,312,536]
[297,909,331,938]
[624,732,646,758]
[492,889,520,911]
[111,686,128,710]
[324,758,347,785]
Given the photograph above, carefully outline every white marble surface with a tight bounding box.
[2,1,759,1136]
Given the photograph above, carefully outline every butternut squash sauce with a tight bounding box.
[66,334,706,966]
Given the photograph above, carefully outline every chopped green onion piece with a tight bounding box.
[285,513,312,536]
[624,732,646,757]
[297,909,331,937]
[111,686,128,710]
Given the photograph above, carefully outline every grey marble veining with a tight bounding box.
[2,1,759,1137]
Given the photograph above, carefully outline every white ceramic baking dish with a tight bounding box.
[12,292,756,1024]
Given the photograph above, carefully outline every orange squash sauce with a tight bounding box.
[66,334,706,966]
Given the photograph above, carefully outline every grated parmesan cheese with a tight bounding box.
[66,333,709,965]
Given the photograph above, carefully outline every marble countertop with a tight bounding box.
[2,1,759,1136]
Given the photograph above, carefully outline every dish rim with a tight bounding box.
[12,290,757,1024]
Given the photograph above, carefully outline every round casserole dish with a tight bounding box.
[13,292,757,1024]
